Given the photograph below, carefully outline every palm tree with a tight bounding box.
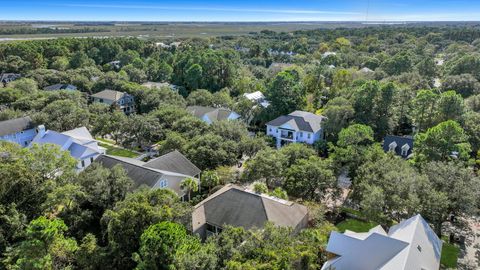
[180,177,199,201]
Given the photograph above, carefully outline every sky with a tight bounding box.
[2,0,480,22]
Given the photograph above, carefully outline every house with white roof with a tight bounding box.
[30,126,105,172]
[322,214,442,270]
[243,91,270,108]
[187,106,241,124]
[266,111,326,148]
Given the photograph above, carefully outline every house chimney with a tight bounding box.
[37,125,46,137]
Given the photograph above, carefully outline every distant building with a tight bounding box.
[31,126,105,172]
[192,184,309,239]
[243,91,270,108]
[44,84,77,91]
[360,67,374,73]
[0,116,37,147]
[383,135,414,159]
[0,73,21,86]
[322,51,337,58]
[322,214,442,270]
[142,81,180,92]
[90,89,135,114]
[187,106,240,124]
[106,60,121,69]
[266,111,326,148]
[95,150,201,199]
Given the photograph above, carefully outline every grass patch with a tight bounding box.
[336,218,378,233]
[440,237,460,269]
[99,143,139,158]
[96,137,116,144]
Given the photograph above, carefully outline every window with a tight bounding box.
[388,141,397,152]
[81,160,85,168]
[401,144,410,156]
[269,128,272,132]
[300,132,303,138]
[159,179,168,188]
[307,133,311,139]
[90,157,94,163]
[99,98,103,103]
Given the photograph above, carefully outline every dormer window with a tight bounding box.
[401,144,410,156]
[388,141,397,152]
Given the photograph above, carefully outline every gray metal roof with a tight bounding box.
[194,184,308,230]
[383,135,414,157]
[0,116,34,136]
[266,111,325,133]
[144,150,201,177]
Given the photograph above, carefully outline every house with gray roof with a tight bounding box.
[322,214,442,270]
[31,126,105,172]
[192,184,309,239]
[383,135,414,159]
[44,84,77,91]
[95,150,200,199]
[90,89,135,114]
[266,110,326,148]
[0,116,38,147]
[0,73,21,86]
[187,106,240,124]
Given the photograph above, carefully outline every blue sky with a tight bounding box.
[3,0,480,21]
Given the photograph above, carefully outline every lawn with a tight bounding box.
[96,137,116,144]
[98,142,139,158]
[440,237,460,269]
[336,218,378,233]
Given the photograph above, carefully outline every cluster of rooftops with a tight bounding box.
[0,113,440,269]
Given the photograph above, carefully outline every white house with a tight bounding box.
[322,214,442,270]
[30,126,105,172]
[266,111,326,148]
[243,91,270,108]
[0,116,38,147]
[91,89,135,114]
[187,106,241,124]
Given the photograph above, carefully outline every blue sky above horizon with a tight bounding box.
[3,0,480,22]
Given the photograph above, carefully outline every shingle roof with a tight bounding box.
[266,111,325,133]
[144,150,201,177]
[383,135,414,157]
[187,106,239,122]
[95,155,162,188]
[193,184,308,230]
[91,89,125,102]
[44,84,77,91]
[0,116,34,136]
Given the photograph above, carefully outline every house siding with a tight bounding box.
[0,128,37,147]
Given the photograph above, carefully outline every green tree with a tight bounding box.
[284,156,337,201]
[180,178,199,201]
[414,120,471,162]
[252,182,268,194]
[243,148,286,187]
[134,221,189,270]
[266,69,306,117]
[3,217,78,270]
[201,171,220,193]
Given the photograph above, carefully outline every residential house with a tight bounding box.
[30,126,105,172]
[90,89,135,114]
[243,91,270,108]
[322,51,337,58]
[0,73,21,86]
[0,116,37,146]
[266,110,326,148]
[383,135,414,158]
[95,150,201,199]
[44,84,77,91]
[187,106,241,124]
[192,184,309,239]
[142,81,180,92]
[360,67,374,73]
[107,60,121,69]
[322,214,442,270]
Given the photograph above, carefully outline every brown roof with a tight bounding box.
[91,89,126,102]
